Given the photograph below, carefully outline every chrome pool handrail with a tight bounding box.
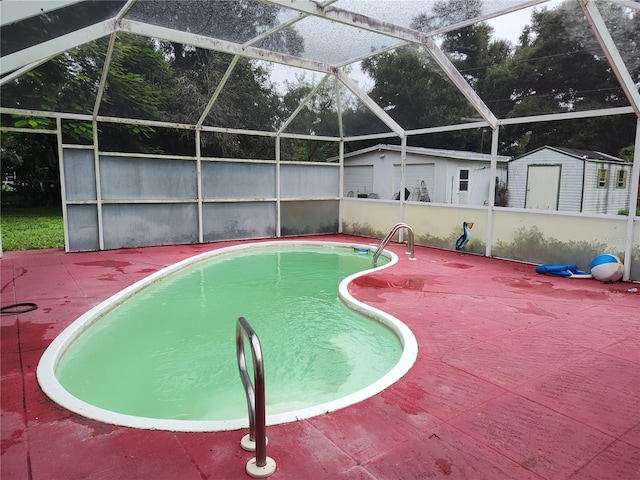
[236,316,276,477]
[373,223,416,266]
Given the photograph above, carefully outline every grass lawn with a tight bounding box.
[1,206,64,251]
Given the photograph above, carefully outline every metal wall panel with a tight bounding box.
[281,200,339,235]
[66,204,100,251]
[102,203,198,249]
[202,202,276,241]
[63,149,96,200]
[280,164,339,199]
[100,156,197,200]
[201,161,276,199]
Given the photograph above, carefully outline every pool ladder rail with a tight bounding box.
[236,317,276,478]
[373,223,416,266]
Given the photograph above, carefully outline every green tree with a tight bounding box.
[150,0,304,157]
[619,145,634,161]
[1,34,174,205]
[99,34,172,120]
[2,33,171,142]
[280,75,341,161]
[359,0,509,150]
[495,1,637,156]
[361,47,474,131]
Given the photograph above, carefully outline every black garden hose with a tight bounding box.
[0,302,38,314]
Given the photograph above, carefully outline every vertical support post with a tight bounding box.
[399,136,407,242]
[195,129,203,243]
[485,127,500,257]
[336,79,345,234]
[56,117,70,253]
[92,120,104,250]
[623,118,640,281]
[338,139,344,233]
[275,135,281,238]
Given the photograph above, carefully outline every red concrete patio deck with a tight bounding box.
[2,234,639,480]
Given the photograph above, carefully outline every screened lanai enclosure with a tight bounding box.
[1,0,639,280]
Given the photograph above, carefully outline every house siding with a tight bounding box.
[582,162,632,214]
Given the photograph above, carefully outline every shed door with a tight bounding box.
[344,165,373,197]
[393,164,434,201]
[525,165,560,210]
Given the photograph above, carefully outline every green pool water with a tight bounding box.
[56,246,401,422]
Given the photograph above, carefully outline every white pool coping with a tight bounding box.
[36,241,419,432]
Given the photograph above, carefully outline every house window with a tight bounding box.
[597,168,609,188]
[459,169,469,192]
[616,169,627,189]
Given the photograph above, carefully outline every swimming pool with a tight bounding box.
[37,241,418,432]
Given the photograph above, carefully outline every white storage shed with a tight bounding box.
[507,146,633,214]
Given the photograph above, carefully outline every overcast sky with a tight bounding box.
[488,0,563,43]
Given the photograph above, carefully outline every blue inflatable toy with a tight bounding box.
[535,264,592,279]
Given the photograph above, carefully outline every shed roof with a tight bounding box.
[513,145,631,164]
[554,146,629,163]
[329,143,511,162]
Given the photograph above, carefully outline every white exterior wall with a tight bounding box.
[438,160,506,206]
[343,150,506,206]
[342,150,401,200]
[582,162,632,214]
[392,163,435,201]
[343,165,374,197]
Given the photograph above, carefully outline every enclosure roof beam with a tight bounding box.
[118,19,335,74]
[197,55,240,128]
[264,0,550,40]
[335,79,344,139]
[342,132,405,143]
[0,57,54,87]
[497,106,636,126]
[421,39,498,129]
[264,0,499,129]
[579,0,640,117]
[0,19,116,75]
[243,11,305,49]
[278,74,332,134]
[336,69,404,136]
[91,1,138,118]
[0,0,85,27]
[607,0,640,10]
[116,0,138,20]
[412,0,551,38]
[92,32,117,119]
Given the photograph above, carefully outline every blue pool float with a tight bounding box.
[535,264,592,279]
